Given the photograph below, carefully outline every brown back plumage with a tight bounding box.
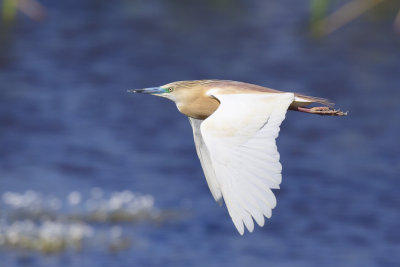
[163,80,336,118]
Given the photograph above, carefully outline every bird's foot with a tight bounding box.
[295,106,348,116]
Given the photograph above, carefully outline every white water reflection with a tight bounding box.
[0,220,93,253]
[1,189,157,221]
[0,189,159,253]
[2,190,61,212]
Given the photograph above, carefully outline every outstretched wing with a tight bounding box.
[200,92,294,235]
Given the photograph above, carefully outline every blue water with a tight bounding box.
[1,0,400,266]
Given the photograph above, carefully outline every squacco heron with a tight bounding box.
[128,80,346,235]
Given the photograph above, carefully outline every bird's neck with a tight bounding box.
[176,95,220,120]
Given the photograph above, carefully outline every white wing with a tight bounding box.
[200,92,294,235]
[189,117,223,205]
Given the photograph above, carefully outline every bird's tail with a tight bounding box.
[293,93,334,107]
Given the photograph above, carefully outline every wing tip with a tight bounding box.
[233,220,245,235]
[234,214,269,235]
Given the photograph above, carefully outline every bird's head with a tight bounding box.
[128,80,218,104]
[128,80,221,119]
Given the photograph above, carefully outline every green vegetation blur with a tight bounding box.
[1,0,399,36]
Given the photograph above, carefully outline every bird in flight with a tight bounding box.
[128,80,346,235]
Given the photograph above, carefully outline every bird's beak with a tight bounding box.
[127,87,165,94]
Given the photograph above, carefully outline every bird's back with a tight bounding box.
[195,80,283,95]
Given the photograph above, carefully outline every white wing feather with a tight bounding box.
[199,92,294,235]
[189,117,223,204]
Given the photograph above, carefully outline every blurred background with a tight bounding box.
[0,0,399,266]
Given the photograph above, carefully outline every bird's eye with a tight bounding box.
[168,87,174,92]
